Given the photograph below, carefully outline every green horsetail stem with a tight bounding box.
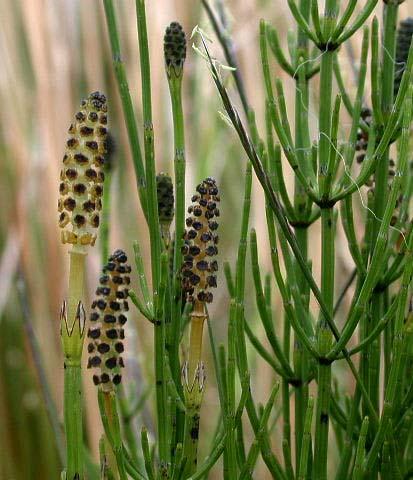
[164,20,187,458]
[165,20,187,362]
[59,91,107,480]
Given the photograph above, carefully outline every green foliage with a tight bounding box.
[4,0,413,479]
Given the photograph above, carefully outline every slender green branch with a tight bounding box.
[336,0,378,44]
[298,396,314,480]
[103,0,147,215]
[135,0,161,287]
[201,0,250,114]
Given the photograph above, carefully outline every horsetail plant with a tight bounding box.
[48,2,413,479]
[58,91,107,480]
[181,177,220,476]
[198,1,413,478]
[164,20,187,384]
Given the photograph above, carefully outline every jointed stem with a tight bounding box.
[293,1,312,467]
[313,208,335,480]
[169,72,186,380]
[63,249,87,480]
[183,305,207,477]
[64,363,83,480]
[135,1,167,468]
[102,0,147,216]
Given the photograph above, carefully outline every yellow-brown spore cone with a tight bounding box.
[58,91,107,247]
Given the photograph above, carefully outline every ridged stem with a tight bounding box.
[366,7,399,473]
[293,1,311,468]
[313,207,335,480]
[63,249,86,480]
[312,4,337,468]
[135,0,161,288]
[298,396,314,480]
[166,28,186,457]
[363,84,413,475]
[135,2,166,468]
[233,161,286,478]
[153,253,169,465]
[169,68,185,382]
[102,0,147,216]
[64,364,83,480]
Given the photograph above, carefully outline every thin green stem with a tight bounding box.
[313,208,335,480]
[336,0,378,44]
[135,0,161,287]
[141,427,155,480]
[64,364,83,480]
[97,391,129,480]
[135,1,166,467]
[352,417,369,480]
[102,0,147,216]
[298,396,314,480]
[363,84,413,474]
[168,57,186,383]
[153,253,169,465]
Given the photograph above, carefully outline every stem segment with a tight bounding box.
[64,364,83,480]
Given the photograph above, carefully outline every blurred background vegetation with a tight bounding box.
[1,1,413,478]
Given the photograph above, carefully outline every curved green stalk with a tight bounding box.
[336,0,378,44]
[266,25,295,77]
